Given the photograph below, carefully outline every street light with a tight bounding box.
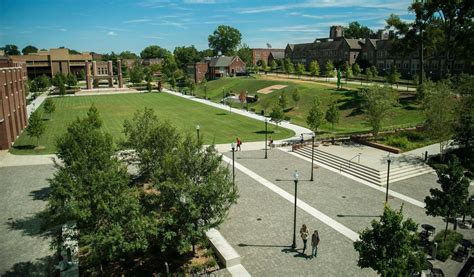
[196,125,200,141]
[264,118,268,159]
[231,142,235,190]
[385,155,392,204]
[310,134,315,181]
[291,170,299,249]
[204,83,207,100]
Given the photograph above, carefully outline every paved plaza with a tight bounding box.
[0,164,55,276]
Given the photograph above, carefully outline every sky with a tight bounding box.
[0,0,415,54]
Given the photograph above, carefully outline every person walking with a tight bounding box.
[311,230,320,258]
[300,133,304,145]
[268,136,274,148]
[300,224,309,254]
[236,137,242,151]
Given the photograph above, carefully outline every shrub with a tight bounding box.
[386,135,409,149]
[402,131,425,141]
[433,230,463,262]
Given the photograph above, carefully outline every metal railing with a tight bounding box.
[339,153,362,173]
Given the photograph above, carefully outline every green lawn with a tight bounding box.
[193,77,425,136]
[12,93,294,154]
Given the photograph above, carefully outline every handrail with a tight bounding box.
[339,153,362,173]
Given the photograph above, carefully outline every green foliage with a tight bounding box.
[454,74,474,154]
[21,45,38,55]
[140,45,171,59]
[385,135,409,149]
[2,44,20,55]
[270,60,278,71]
[325,60,335,77]
[292,88,300,107]
[343,61,353,78]
[270,104,284,125]
[325,101,340,128]
[129,65,145,84]
[278,91,288,110]
[433,230,463,261]
[354,205,426,276]
[52,72,66,87]
[208,25,242,55]
[174,45,201,70]
[352,63,362,76]
[284,59,295,74]
[425,157,470,237]
[58,78,66,96]
[359,86,398,137]
[161,54,179,79]
[296,63,305,76]
[343,21,374,38]
[43,98,56,116]
[26,110,46,146]
[306,96,325,133]
[386,66,401,86]
[31,75,50,92]
[66,72,77,88]
[118,50,139,60]
[237,44,253,67]
[309,60,320,77]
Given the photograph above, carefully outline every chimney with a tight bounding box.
[329,25,343,39]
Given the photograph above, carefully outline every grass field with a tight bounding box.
[12,93,294,155]
[193,76,425,135]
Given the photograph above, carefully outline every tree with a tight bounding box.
[21,45,38,55]
[174,45,200,70]
[270,60,278,71]
[57,78,66,96]
[118,50,139,60]
[306,96,325,134]
[66,72,77,88]
[199,48,215,58]
[369,65,378,79]
[285,59,295,75]
[43,98,56,118]
[140,45,171,59]
[47,106,150,268]
[2,44,20,55]
[26,111,45,146]
[68,49,80,55]
[269,104,284,125]
[325,101,340,129]
[325,60,335,77]
[237,44,253,67]
[278,91,288,110]
[454,75,474,155]
[52,72,66,87]
[296,63,305,78]
[169,76,176,90]
[292,88,300,108]
[359,86,398,138]
[208,25,242,55]
[31,75,50,92]
[129,65,145,84]
[343,61,353,79]
[344,21,374,39]
[386,66,401,87]
[161,54,179,79]
[309,60,320,77]
[261,60,269,73]
[425,157,470,240]
[423,81,456,159]
[352,63,361,76]
[354,205,426,276]
[145,70,153,92]
[260,100,271,116]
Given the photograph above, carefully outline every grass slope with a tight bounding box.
[12,93,294,155]
[194,77,424,135]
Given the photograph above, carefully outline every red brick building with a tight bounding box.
[187,56,247,83]
[0,66,28,150]
[251,48,285,65]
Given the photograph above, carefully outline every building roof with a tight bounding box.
[270,50,285,60]
[344,38,364,50]
[209,56,235,67]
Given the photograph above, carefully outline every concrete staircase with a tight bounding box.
[294,146,434,186]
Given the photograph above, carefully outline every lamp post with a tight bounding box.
[204,83,207,100]
[385,157,391,204]
[310,134,315,181]
[196,125,200,141]
[231,142,235,190]
[291,170,299,249]
[264,118,268,159]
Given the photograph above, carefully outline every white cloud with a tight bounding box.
[143,35,164,39]
[107,31,117,36]
[123,19,152,24]
[59,28,67,32]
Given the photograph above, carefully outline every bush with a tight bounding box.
[385,135,409,149]
[402,131,425,141]
[433,230,463,262]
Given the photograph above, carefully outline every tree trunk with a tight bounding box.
[419,22,424,86]
[444,217,449,241]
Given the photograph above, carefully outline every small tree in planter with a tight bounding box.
[43,98,56,119]
[26,110,46,147]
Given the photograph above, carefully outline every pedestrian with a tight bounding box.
[300,224,309,254]
[311,230,320,258]
[268,136,274,148]
[236,137,242,151]
[300,133,304,145]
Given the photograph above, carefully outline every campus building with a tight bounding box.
[187,55,246,83]
[285,25,472,79]
[0,66,28,150]
[251,48,285,65]
[9,48,92,79]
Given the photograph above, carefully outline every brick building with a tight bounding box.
[251,48,285,65]
[187,55,246,83]
[9,48,92,79]
[0,66,28,150]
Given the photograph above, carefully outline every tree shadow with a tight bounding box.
[12,145,36,150]
[30,186,51,201]
[238,243,289,248]
[7,209,55,238]
[336,91,364,116]
[336,214,382,218]
[2,255,57,277]
[215,113,227,116]
[254,130,275,134]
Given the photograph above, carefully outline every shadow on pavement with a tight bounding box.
[2,255,56,277]
[337,214,382,218]
[30,186,51,201]
[7,209,55,238]
[238,243,290,248]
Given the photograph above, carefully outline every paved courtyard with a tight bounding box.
[219,149,473,276]
[0,164,56,276]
